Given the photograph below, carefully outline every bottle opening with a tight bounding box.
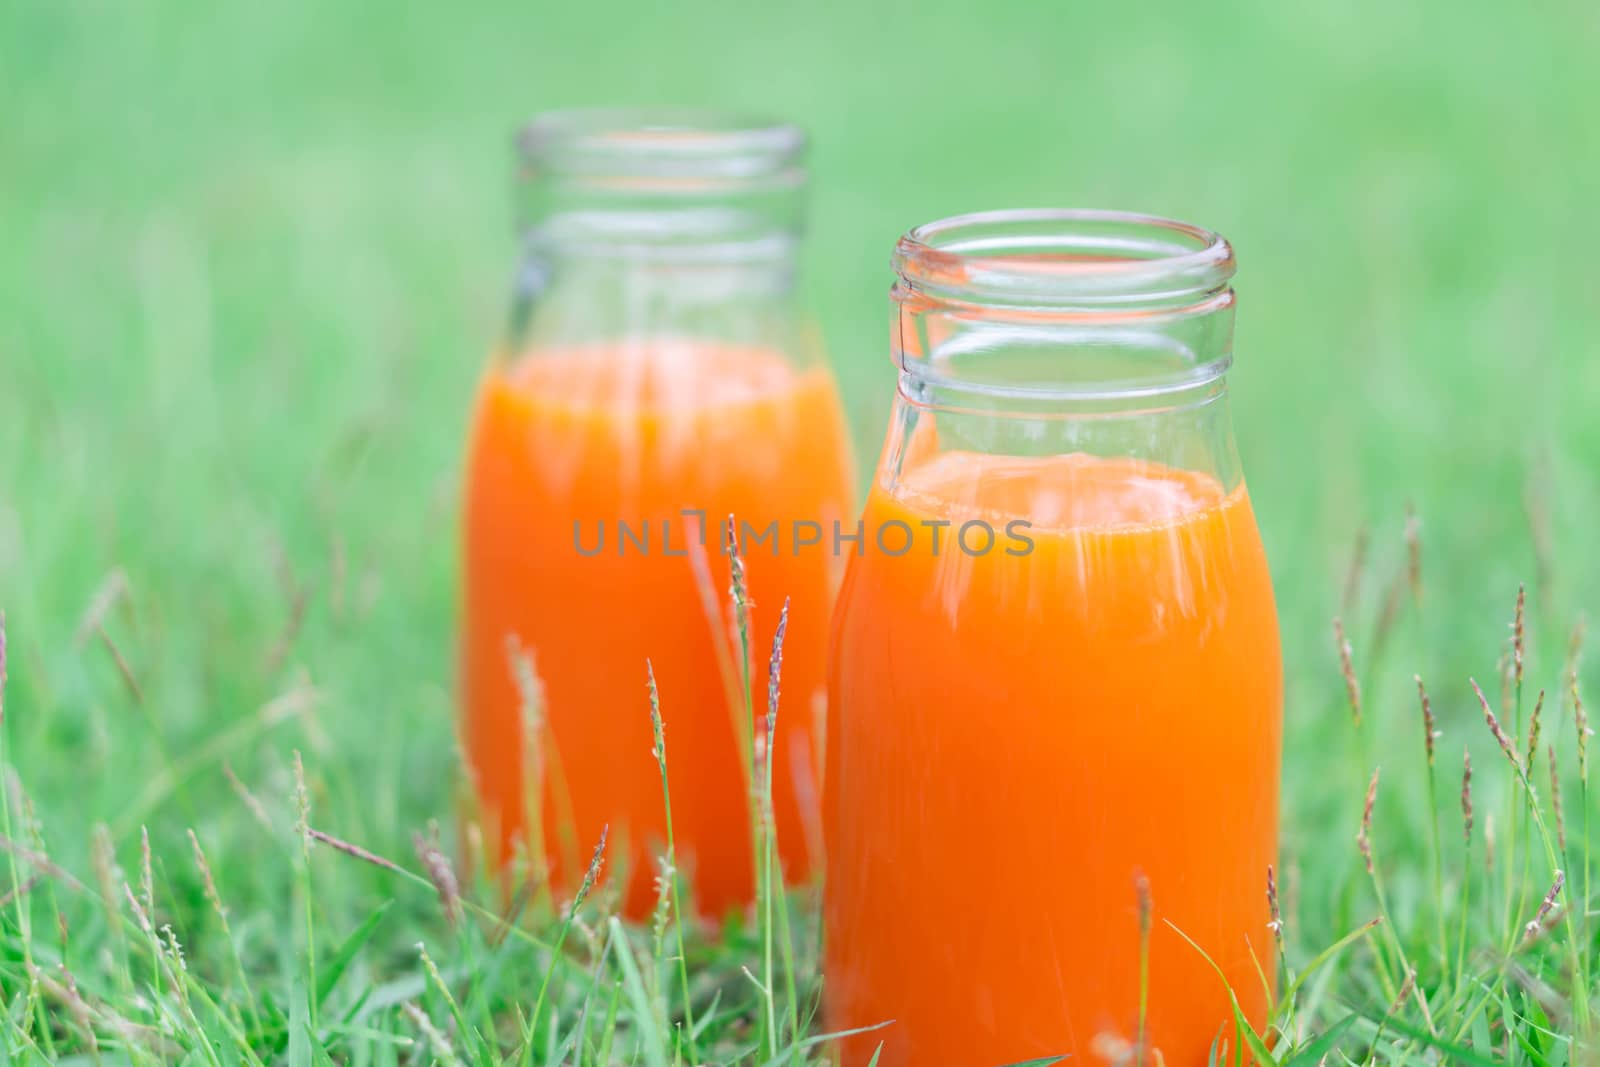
[519,108,806,192]
[518,109,807,262]
[893,208,1234,310]
[892,209,1237,408]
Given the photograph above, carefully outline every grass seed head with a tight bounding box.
[28,962,99,1053]
[1461,746,1474,848]
[412,829,462,927]
[1387,968,1417,1018]
[760,597,791,795]
[223,762,275,832]
[292,750,311,859]
[507,635,544,727]
[1525,688,1546,771]
[417,942,453,1006]
[767,597,789,742]
[1524,869,1565,941]
[1134,869,1153,936]
[646,659,665,766]
[0,871,43,910]
[462,818,484,884]
[1567,614,1587,687]
[1470,678,1522,774]
[0,813,71,885]
[1341,525,1369,614]
[726,515,752,616]
[1374,570,1408,652]
[1266,864,1283,942]
[1334,617,1362,727]
[56,963,99,1052]
[1358,767,1380,875]
[1548,745,1566,852]
[187,829,228,928]
[91,823,123,919]
[122,881,153,935]
[572,823,609,915]
[160,924,187,972]
[650,854,673,957]
[94,625,144,706]
[312,827,405,874]
[1415,675,1438,766]
[403,1001,464,1067]
[1573,682,1591,781]
[508,636,546,786]
[506,640,550,884]
[1514,583,1526,688]
[139,825,154,923]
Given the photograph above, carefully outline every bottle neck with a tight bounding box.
[509,214,803,356]
[880,209,1243,492]
[508,110,809,352]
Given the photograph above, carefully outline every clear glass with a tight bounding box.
[460,110,854,917]
[825,210,1282,1066]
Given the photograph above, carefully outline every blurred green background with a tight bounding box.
[3,0,1599,921]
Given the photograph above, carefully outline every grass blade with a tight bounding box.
[1282,1013,1357,1066]
[315,900,393,1006]
[607,917,668,1067]
[1166,920,1280,1067]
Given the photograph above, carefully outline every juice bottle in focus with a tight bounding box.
[461,111,854,917]
[825,210,1281,1065]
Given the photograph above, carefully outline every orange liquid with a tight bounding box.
[825,451,1281,1066]
[462,341,854,916]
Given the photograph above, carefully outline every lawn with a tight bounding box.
[3,0,1599,1062]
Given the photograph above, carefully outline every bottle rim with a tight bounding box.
[890,209,1238,406]
[518,108,807,190]
[893,208,1235,309]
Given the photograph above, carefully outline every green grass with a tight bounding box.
[4,0,1600,1062]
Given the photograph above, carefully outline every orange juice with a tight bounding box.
[462,341,853,915]
[825,450,1281,1066]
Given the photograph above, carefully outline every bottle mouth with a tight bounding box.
[518,108,807,193]
[891,210,1238,408]
[517,109,808,264]
[893,208,1234,310]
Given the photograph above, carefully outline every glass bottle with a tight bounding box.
[824,210,1281,1066]
[461,110,854,917]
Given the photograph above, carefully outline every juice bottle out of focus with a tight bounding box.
[825,210,1282,1066]
[461,111,854,917]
